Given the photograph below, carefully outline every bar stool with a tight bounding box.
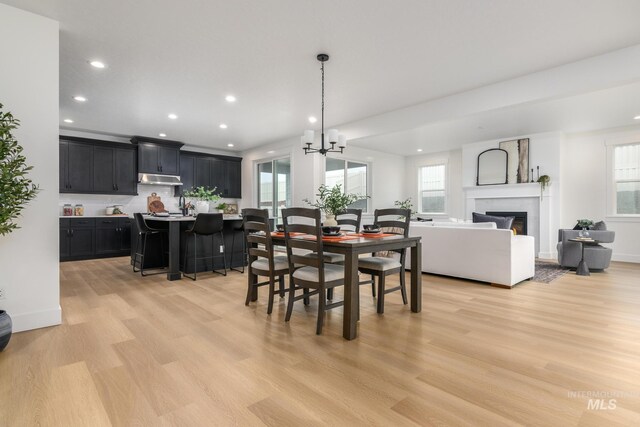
[182,213,228,280]
[132,213,168,276]
[229,220,246,273]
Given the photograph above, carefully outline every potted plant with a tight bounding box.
[183,186,220,214]
[0,104,39,236]
[216,202,228,214]
[576,219,594,238]
[394,197,416,219]
[537,174,551,193]
[304,184,367,225]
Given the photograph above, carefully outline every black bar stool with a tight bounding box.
[132,213,168,276]
[229,220,247,273]
[182,213,228,280]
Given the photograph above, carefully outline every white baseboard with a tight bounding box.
[11,306,61,333]
[612,253,640,263]
[538,251,557,260]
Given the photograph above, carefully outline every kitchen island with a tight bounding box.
[131,214,252,280]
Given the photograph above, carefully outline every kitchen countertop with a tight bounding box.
[59,214,244,220]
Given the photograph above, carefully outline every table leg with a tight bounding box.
[167,221,182,281]
[576,243,590,276]
[343,252,359,340]
[411,241,422,312]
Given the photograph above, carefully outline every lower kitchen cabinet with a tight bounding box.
[60,218,131,261]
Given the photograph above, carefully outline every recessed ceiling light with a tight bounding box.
[219,123,228,129]
[63,119,74,123]
[89,60,105,69]
[73,95,87,102]
[168,113,178,120]
[225,95,236,103]
[417,149,423,152]
[227,143,234,147]
[267,150,275,154]
[159,133,167,137]
[634,115,640,120]
[308,116,317,124]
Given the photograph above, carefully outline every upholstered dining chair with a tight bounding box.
[282,207,345,334]
[358,208,411,314]
[242,208,288,314]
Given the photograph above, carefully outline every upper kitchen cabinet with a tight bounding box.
[131,136,183,175]
[178,152,242,198]
[175,153,196,196]
[60,136,137,195]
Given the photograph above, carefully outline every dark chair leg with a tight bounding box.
[140,233,148,276]
[219,231,228,276]
[316,288,325,335]
[399,267,408,305]
[285,277,295,322]
[327,288,334,300]
[230,231,245,273]
[194,234,198,280]
[377,274,385,314]
[278,275,286,297]
[245,271,254,306]
[371,274,376,297]
[267,273,276,315]
[303,289,310,306]
[132,233,140,272]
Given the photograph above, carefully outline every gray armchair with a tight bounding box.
[557,229,615,270]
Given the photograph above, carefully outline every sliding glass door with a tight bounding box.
[257,157,291,223]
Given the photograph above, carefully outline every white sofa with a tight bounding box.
[407,221,535,287]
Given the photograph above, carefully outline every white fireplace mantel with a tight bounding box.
[463,182,558,259]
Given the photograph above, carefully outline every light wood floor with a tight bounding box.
[1,259,639,426]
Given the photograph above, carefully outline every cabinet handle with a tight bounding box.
[116,184,119,191]
[71,229,74,236]
[67,229,71,236]
[103,220,113,224]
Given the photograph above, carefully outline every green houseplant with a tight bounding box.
[304,184,366,225]
[537,174,551,193]
[394,197,416,219]
[0,103,39,236]
[183,186,220,214]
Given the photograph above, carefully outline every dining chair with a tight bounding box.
[182,213,228,280]
[358,208,411,314]
[132,213,168,276]
[305,208,362,265]
[242,208,288,314]
[282,207,345,335]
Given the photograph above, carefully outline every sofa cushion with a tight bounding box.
[472,212,514,230]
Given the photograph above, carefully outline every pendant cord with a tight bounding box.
[321,60,325,149]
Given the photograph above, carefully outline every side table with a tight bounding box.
[568,238,599,276]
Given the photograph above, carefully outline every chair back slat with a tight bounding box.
[242,208,279,271]
[282,208,326,279]
[336,208,362,232]
[373,208,411,259]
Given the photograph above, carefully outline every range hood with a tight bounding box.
[138,173,183,186]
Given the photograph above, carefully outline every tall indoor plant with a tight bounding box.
[304,184,366,225]
[0,103,39,235]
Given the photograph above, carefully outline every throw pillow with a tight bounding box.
[472,212,515,230]
[593,220,607,230]
[416,217,433,222]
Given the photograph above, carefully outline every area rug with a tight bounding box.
[532,260,570,283]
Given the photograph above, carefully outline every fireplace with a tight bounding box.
[487,211,528,235]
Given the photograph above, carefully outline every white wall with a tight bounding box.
[240,138,405,218]
[0,5,60,332]
[562,125,640,263]
[404,149,464,219]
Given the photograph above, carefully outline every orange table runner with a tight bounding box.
[299,234,361,242]
[271,231,305,237]
[353,233,397,238]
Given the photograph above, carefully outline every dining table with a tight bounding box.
[269,232,422,340]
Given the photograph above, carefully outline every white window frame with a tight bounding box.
[324,155,372,213]
[254,154,293,222]
[417,161,448,216]
[606,137,640,220]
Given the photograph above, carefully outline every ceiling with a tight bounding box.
[4,0,640,152]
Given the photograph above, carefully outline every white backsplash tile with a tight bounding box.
[59,184,239,216]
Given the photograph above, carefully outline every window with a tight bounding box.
[325,158,368,211]
[613,143,640,215]
[257,157,291,222]
[418,164,446,214]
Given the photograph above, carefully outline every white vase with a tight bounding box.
[324,214,338,226]
[195,200,209,214]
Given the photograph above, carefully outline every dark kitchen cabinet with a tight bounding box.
[95,218,131,255]
[61,218,130,261]
[60,136,137,195]
[225,159,242,198]
[131,136,183,175]
[60,141,94,193]
[195,157,211,188]
[59,218,95,260]
[175,154,195,196]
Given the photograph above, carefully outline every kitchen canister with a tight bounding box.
[0,310,11,352]
[74,204,84,216]
[63,204,73,216]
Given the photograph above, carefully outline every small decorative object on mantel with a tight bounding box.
[499,138,529,183]
[0,310,11,352]
[0,103,39,236]
[304,184,367,226]
[537,174,551,194]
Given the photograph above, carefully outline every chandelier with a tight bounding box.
[301,53,347,155]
